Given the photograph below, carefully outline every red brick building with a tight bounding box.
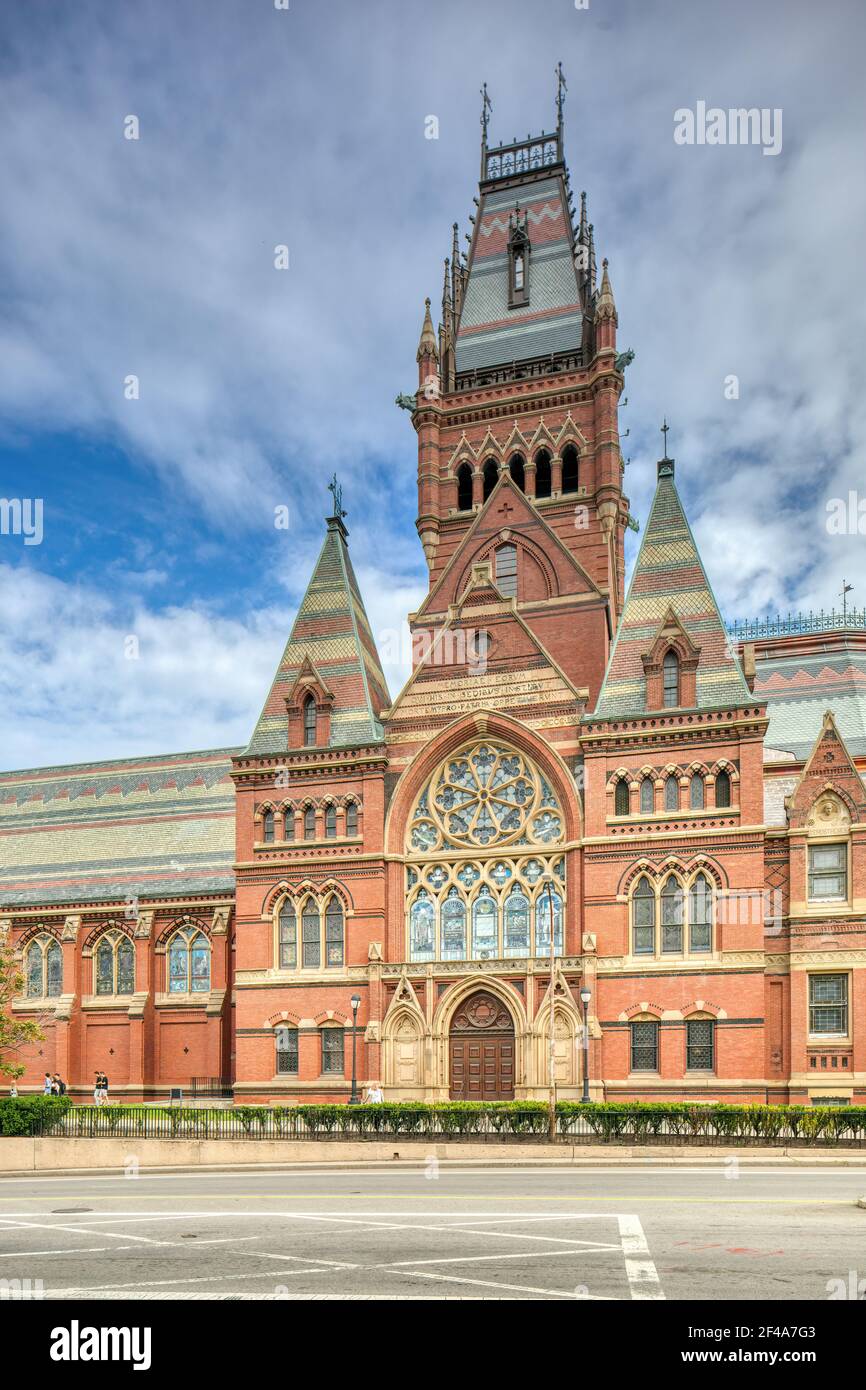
[3,103,865,1106]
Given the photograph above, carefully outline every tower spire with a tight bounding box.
[451,222,462,321]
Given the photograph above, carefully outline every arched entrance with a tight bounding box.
[449,989,515,1100]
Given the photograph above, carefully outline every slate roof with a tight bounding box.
[754,647,866,760]
[592,463,754,720]
[455,175,583,373]
[243,517,390,756]
[0,749,238,908]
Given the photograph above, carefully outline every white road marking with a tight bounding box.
[379,1246,619,1268]
[402,1270,612,1299]
[617,1214,665,1300]
[43,1266,345,1297]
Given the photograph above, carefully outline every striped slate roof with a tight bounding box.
[243,517,390,756]
[592,463,753,719]
[0,748,238,908]
[455,175,583,373]
[754,648,866,759]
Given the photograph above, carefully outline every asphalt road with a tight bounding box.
[1,1162,864,1300]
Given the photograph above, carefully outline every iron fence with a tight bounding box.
[27,1104,866,1147]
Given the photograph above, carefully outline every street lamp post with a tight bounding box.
[349,993,361,1104]
[580,985,592,1104]
[542,875,557,1143]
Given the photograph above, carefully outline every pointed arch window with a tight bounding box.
[471,888,498,960]
[632,876,655,955]
[325,804,337,838]
[495,543,517,598]
[303,695,317,747]
[95,931,135,996]
[409,889,436,962]
[561,443,579,494]
[535,886,563,958]
[535,450,552,499]
[278,901,297,969]
[662,649,680,707]
[508,453,525,492]
[346,801,358,837]
[715,769,731,808]
[283,809,294,841]
[614,778,630,817]
[304,805,316,840]
[168,928,210,994]
[301,899,321,968]
[324,895,344,967]
[640,778,654,815]
[689,773,705,809]
[689,873,713,953]
[482,457,499,501]
[441,887,467,960]
[504,883,531,957]
[457,463,473,511]
[25,935,63,999]
[262,808,275,843]
[661,876,684,953]
[664,775,679,812]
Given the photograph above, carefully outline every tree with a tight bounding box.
[0,938,43,1080]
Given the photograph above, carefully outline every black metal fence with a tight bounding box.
[28,1103,866,1147]
[190,1077,233,1099]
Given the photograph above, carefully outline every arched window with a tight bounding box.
[304,805,316,840]
[614,778,630,817]
[278,900,297,968]
[301,899,320,968]
[504,883,531,957]
[324,896,344,967]
[689,773,705,810]
[456,462,473,511]
[561,443,579,493]
[283,809,294,841]
[715,769,731,808]
[689,873,712,953]
[632,876,655,955]
[482,457,499,501]
[661,876,684,953]
[495,543,517,598]
[262,808,275,843]
[535,886,563,958]
[303,695,317,747]
[325,804,337,838]
[640,778,655,814]
[440,887,467,960]
[25,935,63,999]
[662,650,680,708]
[508,453,525,491]
[409,890,435,962]
[535,449,552,499]
[472,888,498,960]
[275,1025,298,1075]
[95,931,135,996]
[168,928,210,994]
[513,251,525,291]
[664,774,679,811]
[346,802,358,837]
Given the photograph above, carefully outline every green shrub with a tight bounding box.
[0,1095,72,1136]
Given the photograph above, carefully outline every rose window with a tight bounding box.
[408,742,563,853]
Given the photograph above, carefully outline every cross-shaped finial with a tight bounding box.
[660,418,670,458]
[328,473,347,520]
[840,579,853,620]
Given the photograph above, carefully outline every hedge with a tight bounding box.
[0,1095,72,1136]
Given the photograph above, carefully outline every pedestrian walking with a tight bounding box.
[43,1072,52,1095]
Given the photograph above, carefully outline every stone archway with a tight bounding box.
[449,989,515,1101]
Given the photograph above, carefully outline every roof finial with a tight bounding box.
[328,473,347,521]
[555,61,567,134]
[660,417,670,458]
[841,579,854,622]
[480,80,492,145]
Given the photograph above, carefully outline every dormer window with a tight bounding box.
[303,695,317,747]
[507,208,530,308]
[662,650,680,708]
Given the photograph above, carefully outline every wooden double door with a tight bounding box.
[449,990,515,1101]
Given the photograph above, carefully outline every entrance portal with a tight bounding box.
[449,989,515,1100]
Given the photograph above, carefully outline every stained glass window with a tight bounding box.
[321,1027,343,1074]
[504,884,530,957]
[689,773,704,809]
[284,810,294,840]
[26,942,42,996]
[661,877,684,953]
[440,888,467,960]
[279,902,297,968]
[632,876,655,955]
[190,934,210,992]
[325,898,344,967]
[689,874,712,952]
[615,779,629,816]
[325,805,337,838]
[715,769,731,808]
[640,778,654,814]
[263,809,275,843]
[631,1020,659,1071]
[472,890,498,960]
[168,928,210,993]
[409,891,435,961]
[408,741,564,853]
[535,888,563,958]
[346,802,358,836]
[169,937,188,992]
[686,1019,714,1070]
[302,901,321,968]
[304,806,316,840]
[117,939,135,994]
[664,775,679,812]
[97,939,116,995]
[46,940,63,997]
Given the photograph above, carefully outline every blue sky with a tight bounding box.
[1,0,865,769]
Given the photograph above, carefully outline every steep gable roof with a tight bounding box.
[592,461,752,719]
[243,517,390,756]
[455,172,584,374]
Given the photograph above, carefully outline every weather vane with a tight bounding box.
[555,61,567,128]
[480,81,492,143]
[328,473,347,520]
[840,579,853,621]
[660,417,671,458]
